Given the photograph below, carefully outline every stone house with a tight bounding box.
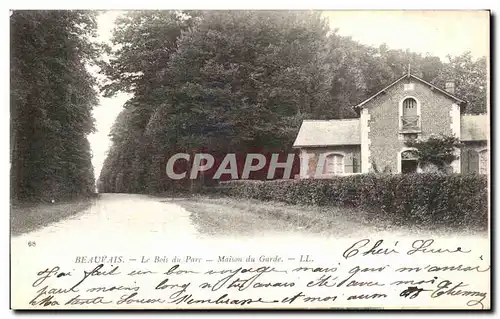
[293,72,489,178]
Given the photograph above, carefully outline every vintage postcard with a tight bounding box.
[10,10,490,310]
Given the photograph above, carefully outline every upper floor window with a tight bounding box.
[325,154,344,175]
[402,97,418,116]
[400,97,420,132]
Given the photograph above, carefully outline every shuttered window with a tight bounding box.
[479,150,488,175]
[344,153,361,173]
[468,150,479,174]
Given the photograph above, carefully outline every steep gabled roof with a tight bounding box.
[352,73,466,110]
[293,119,360,148]
[461,114,489,141]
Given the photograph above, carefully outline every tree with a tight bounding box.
[405,135,463,172]
[434,52,487,114]
[98,10,197,193]
[11,10,100,200]
[147,11,332,152]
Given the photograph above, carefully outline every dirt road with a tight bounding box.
[12,194,202,247]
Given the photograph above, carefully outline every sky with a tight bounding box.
[87,10,490,180]
[87,11,130,179]
[323,11,489,61]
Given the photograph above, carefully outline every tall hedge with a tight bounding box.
[209,174,488,231]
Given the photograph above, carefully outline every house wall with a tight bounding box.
[367,79,456,173]
[299,145,361,178]
[360,108,371,173]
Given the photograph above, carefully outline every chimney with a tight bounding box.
[445,81,455,95]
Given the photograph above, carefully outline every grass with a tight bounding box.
[166,195,408,237]
[165,194,488,238]
[10,195,97,236]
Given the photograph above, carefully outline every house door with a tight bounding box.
[401,150,418,174]
[402,160,418,173]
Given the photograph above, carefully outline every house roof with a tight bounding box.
[293,119,360,148]
[352,73,466,110]
[461,114,489,141]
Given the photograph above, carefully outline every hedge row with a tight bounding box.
[207,174,488,230]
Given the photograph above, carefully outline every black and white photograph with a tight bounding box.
[9,9,490,310]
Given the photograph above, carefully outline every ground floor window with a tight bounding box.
[325,154,344,174]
